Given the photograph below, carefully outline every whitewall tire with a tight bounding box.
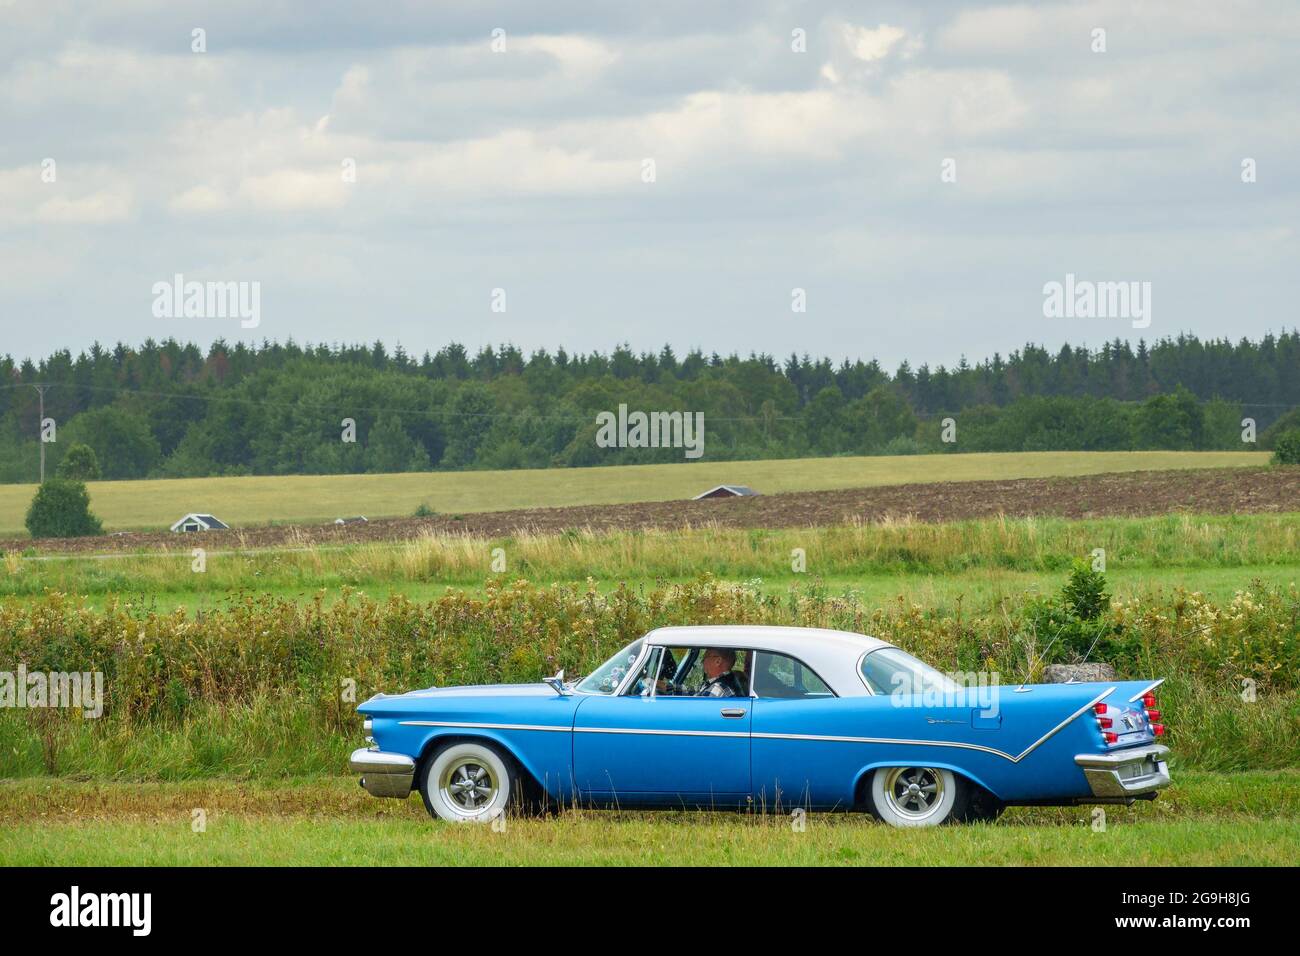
[870,766,962,827]
[420,741,515,823]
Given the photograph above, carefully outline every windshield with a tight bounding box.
[577,639,644,695]
[860,647,961,696]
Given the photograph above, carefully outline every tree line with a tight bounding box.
[1,333,1297,482]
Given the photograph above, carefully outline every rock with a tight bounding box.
[1043,663,1117,684]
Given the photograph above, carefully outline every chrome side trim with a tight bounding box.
[400,720,570,733]
[575,726,749,739]
[1127,679,1166,703]
[752,731,1015,759]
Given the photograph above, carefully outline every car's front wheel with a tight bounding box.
[869,766,964,827]
[420,741,515,823]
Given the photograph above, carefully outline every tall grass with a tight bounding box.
[1,576,1296,778]
[4,512,1298,598]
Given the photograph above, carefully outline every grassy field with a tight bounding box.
[5,512,1297,609]
[1,772,1296,865]
[0,450,1262,536]
[15,563,1290,616]
[2,459,1294,867]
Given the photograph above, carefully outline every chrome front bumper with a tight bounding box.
[1075,743,1171,801]
[349,748,416,799]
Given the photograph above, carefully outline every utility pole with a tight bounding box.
[30,384,48,483]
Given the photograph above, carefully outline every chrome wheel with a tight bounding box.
[441,758,498,814]
[882,767,945,821]
[421,742,515,823]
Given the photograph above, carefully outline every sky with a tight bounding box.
[1,0,1297,371]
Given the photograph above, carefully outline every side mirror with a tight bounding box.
[543,669,570,696]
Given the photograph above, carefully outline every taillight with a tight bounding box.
[1095,701,1115,739]
[1143,690,1165,735]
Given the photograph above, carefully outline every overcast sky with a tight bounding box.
[2,1,1297,370]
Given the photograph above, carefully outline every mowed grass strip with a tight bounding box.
[3,771,1297,822]
[1,773,1296,866]
[0,450,1261,536]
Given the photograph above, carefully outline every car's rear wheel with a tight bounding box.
[869,766,964,827]
[420,741,515,823]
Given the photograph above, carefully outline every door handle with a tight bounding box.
[720,708,747,718]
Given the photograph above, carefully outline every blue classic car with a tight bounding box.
[350,625,1170,826]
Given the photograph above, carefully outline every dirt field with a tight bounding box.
[0,450,1262,536]
[6,466,1297,556]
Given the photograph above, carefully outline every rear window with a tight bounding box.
[751,651,834,699]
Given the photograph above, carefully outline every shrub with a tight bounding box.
[1063,559,1109,621]
[23,479,103,538]
[1271,429,1300,465]
[55,443,101,481]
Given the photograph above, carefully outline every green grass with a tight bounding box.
[0,450,1262,536]
[7,563,1297,616]
[5,511,1296,609]
[1,772,1295,866]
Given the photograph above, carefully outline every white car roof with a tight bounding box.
[644,625,892,697]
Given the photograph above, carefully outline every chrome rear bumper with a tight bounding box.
[1075,743,1171,801]
[349,748,416,799]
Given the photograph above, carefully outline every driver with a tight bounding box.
[697,648,745,697]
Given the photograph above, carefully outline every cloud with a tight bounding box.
[0,164,134,225]
[35,189,133,224]
[169,185,230,214]
[842,23,919,63]
[236,169,351,211]
[0,1,1295,368]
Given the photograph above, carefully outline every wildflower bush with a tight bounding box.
[1,575,1296,777]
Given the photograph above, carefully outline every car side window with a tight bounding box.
[623,646,664,696]
[652,647,751,696]
[751,651,835,699]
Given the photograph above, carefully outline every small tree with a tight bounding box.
[1272,430,1300,466]
[56,443,102,480]
[1062,558,1109,621]
[25,478,104,538]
